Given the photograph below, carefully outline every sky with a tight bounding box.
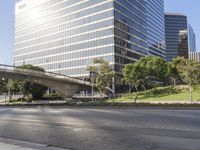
[0,0,199,65]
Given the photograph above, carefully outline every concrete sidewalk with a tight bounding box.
[0,142,37,150]
[0,138,68,150]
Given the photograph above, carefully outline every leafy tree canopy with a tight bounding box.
[87,58,114,100]
[123,56,168,92]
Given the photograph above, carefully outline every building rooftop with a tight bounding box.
[165,13,186,17]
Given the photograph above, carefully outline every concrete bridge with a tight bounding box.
[0,64,92,99]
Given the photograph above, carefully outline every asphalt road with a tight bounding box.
[0,107,200,150]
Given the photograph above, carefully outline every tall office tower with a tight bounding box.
[145,0,165,58]
[113,0,148,89]
[188,24,196,52]
[165,13,196,61]
[14,0,116,77]
[14,0,165,92]
[14,0,148,77]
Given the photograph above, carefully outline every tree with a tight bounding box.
[167,57,184,86]
[123,56,168,92]
[123,63,135,93]
[123,62,143,103]
[0,78,8,94]
[18,64,45,72]
[16,80,27,99]
[6,79,18,102]
[177,58,200,102]
[87,58,114,100]
[139,56,168,87]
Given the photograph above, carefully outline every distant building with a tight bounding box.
[188,24,196,52]
[189,52,200,62]
[165,13,189,61]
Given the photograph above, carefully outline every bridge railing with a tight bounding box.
[0,64,90,84]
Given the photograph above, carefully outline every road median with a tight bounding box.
[1,101,200,109]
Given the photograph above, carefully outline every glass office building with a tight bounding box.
[14,0,149,78]
[188,24,196,52]
[14,0,165,92]
[165,13,194,61]
[15,0,116,77]
[113,0,148,77]
[145,0,165,58]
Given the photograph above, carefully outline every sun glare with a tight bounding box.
[30,9,41,20]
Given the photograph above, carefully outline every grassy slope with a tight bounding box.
[110,86,200,103]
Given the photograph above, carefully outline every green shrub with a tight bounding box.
[43,93,63,100]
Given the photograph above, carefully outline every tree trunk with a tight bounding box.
[141,84,147,91]
[173,79,176,86]
[134,85,138,105]
[91,85,94,102]
[189,85,193,102]
[129,84,131,93]
[8,91,13,103]
[100,91,102,101]
[4,94,7,104]
[141,80,147,91]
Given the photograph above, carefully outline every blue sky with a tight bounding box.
[0,0,15,65]
[0,0,199,65]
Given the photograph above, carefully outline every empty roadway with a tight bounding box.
[0,107,200,150]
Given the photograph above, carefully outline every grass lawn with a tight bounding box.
[109,86,200,103]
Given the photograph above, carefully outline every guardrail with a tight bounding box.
[73,93,108,98]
